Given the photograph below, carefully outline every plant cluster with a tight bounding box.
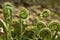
[0,2,60,40]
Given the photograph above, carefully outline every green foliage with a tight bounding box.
[22,30,35,40]
[0,2,60,40]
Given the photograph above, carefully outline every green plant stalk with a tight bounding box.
[19,18,23,40]
[51,30,58,40]
[3,2,13,40]
[19,10,24,40]
[6,9,13,40]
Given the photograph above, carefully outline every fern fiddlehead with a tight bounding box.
[41,9,50,18]
[48,21,60,40]
[19,7,29,40]
[3,2,13,40]
[39,28,51,40]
